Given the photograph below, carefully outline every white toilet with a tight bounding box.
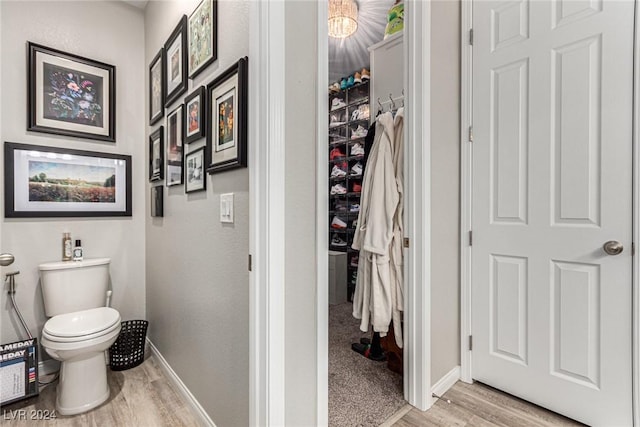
[39,258,121,416]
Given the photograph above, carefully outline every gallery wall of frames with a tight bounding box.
[148,0,248,217]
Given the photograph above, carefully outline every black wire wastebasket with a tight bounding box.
[109,320,148,371]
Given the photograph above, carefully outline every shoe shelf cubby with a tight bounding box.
[329,81,370,301]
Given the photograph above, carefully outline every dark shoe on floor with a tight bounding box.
[351,342,387,361]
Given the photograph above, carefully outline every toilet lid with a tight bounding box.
[44,307,120,338]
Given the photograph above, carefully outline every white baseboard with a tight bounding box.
[38,359,60,376]
[147,338,216,427]
[431,365,461,398]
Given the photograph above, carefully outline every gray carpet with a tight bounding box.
[329,302,405,426]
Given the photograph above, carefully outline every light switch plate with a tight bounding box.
[220,193,234,223]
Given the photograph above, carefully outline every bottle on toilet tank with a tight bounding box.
[72,240,83,261]
[62,232,72,261]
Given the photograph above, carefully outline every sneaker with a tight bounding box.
[331,97,346,111]
[351,143,365,156]
[352,219,358,228]
[349,204,360,212]
[331,216,347,229]
[334,202,348,212]
[350,162,363,176]
[329,82,341,93]
[331,183,347,195]
[331,234,347,247]
[357,104,370,120]
[350,255,359,266]
[330,114,345,127]
[340,78,348,90]
[354,72,362,83]
[330,147,346,160]
[347,75,355,88]
[351,125,367,139]
[361,68,370,80]
[331,165,347,177]
[352,182,362,193]
[351,109,360,121]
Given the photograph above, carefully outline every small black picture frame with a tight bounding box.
[206,57,248,174]
[184,86,206,143]
[5,142,131,218]
[149,48,165,125]
[151,185,163,217]
[185,146,206,193]
[149,126,164,182]
[164,15,188,107]
[166,104,184,186]
[28,42,116,142]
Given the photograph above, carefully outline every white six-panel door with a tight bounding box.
[472,1,634,425]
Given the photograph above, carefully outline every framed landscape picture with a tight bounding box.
[149,126,164,182]
[166,104,184,186]
[28,42,115,142]
[188,0,217,78]
[149,48,165,125]
[206,57,248,174]
[185,86,206,143]
[164,15,188,107]
[185,147,206,193]
[151,185,163,217]
[4,142,131,218]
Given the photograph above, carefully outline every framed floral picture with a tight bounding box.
[166,104,184,186]
[28,42,115,142]
[149,48,165,125]
[149,126,164,182]
[185,147,206,193]
[164,15,188,107]
[188,0,217,78]
[4,142,131,217]
[206,57,248,174]
[185,86,206,143]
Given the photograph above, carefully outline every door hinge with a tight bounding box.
[468,335,473,351]
[468,126,474,142]
[469,28,474,45]
[403,237,410,248]
[469,230,473,246]
[248,254,252,272]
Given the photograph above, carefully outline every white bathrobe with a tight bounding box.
[389,108,404,347]
[352,112,399,337]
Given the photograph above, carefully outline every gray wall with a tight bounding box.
[431,0,462,385]
[284,2,319,424]
[143,1,250,426]
[0,1,146,355]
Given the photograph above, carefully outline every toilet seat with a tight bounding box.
[43,307,121,343]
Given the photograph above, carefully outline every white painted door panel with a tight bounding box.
[472,1,634,425]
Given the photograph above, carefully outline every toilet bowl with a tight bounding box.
[41,307,121,415]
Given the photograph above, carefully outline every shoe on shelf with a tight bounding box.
[351,125,368,139]
[331,97,346,111]
[352,182,362,193]
[331,216,347,229]
[351,143,365,156]
[350,162,363,176]
[357,104,370,120]
[350,255,359,266]
[352,219,358,228]
[330,165,347,177]
[349,204,360,212]
[340,78,348,90]
[331,183,347,195]
[346,75,355,88]
[330,147,346,160]
[361,68,370,80]
[329,82,341,93]
[353,72,362,84]
[334,202,348,212]
[331,234,347,247]
[351,109,360,121]
[330,114,345,127]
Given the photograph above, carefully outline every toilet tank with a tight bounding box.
[39,258,111,317]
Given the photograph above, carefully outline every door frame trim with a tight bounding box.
[460,0,640,422]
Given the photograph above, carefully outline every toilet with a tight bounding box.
[39,258,121,416]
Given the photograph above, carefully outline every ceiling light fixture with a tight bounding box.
[328,0,358,39]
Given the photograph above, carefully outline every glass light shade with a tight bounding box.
[328,0,358,38]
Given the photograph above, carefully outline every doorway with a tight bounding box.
[466,1,636,425]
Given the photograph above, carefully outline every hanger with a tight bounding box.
[376,97,383,117]
[401,89,405,107]
[389,93,396,110]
